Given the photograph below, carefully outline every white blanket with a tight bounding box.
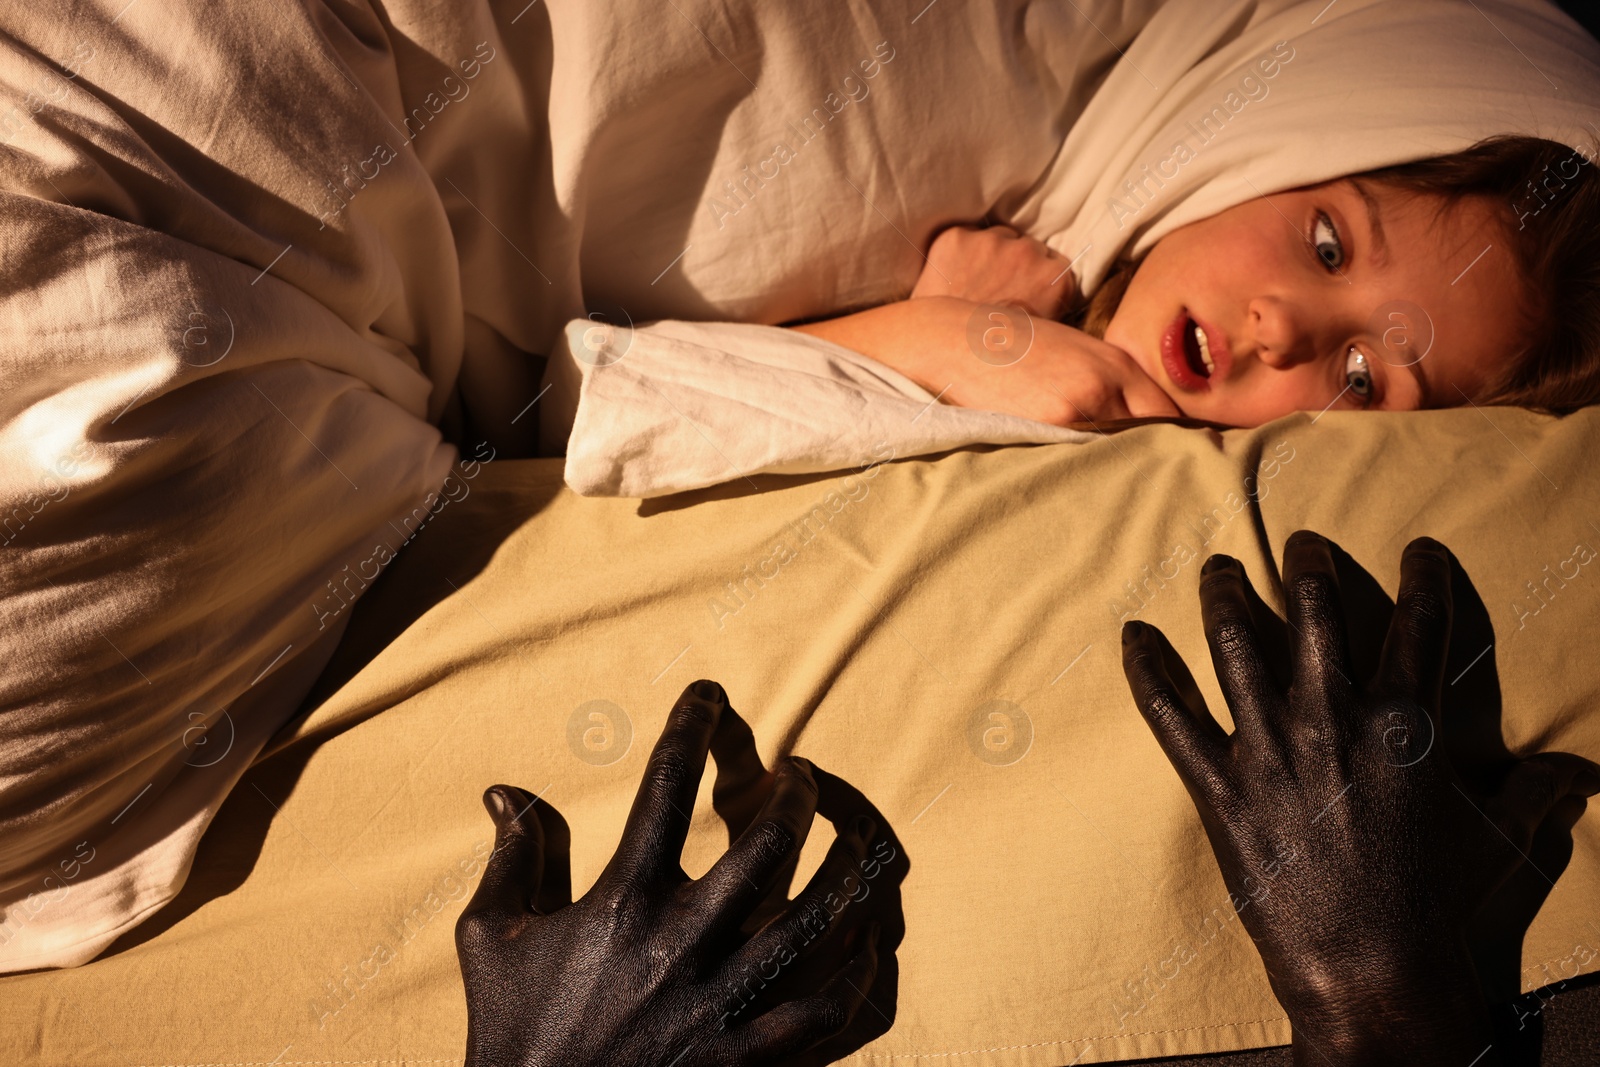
[542,319,1090,497]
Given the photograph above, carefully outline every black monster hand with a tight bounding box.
[1121,532,1599,1066]
[456,680,882,1067]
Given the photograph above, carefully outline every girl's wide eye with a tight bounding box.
[1311,212,1344,271]
[1344,347,1374,404]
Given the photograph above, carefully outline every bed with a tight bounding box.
[4,405,1597,1065]
[3,0,1599,1062]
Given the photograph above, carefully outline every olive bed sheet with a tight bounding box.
[4,407,1598,1066]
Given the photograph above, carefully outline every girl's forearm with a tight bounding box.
[791,297,1179,426]
[791,298,973,396]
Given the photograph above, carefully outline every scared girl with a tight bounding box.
[795,136,1600,429]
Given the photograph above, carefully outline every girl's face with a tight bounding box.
[1102,179,1530,426]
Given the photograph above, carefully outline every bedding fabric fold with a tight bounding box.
[543,318,1094,498]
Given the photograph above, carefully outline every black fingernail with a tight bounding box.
[1201,555,1235,576]
[483,787,509,825]
[691,679,725,703]
[854,814,877,842]
[1122,620,1144,644]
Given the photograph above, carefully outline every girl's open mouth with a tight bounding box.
[1160,310,1229,392]
[1185,317,1215,377]
[1161,310,1211,391]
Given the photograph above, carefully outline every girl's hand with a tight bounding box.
[944,304,1181,427]
[910,225,1076,320]
[793,297,1179,428]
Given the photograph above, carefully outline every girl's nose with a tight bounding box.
[1248,296,1319,369]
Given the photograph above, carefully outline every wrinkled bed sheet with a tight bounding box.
[1,407,1596,1066]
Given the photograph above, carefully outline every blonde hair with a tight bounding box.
[1069,256,1138,341]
